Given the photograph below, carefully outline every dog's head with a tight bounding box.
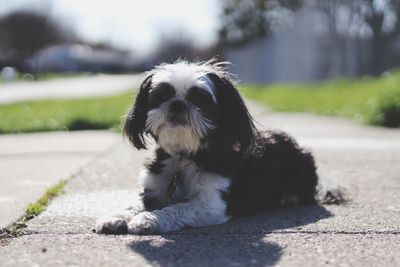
[124,59,256,156]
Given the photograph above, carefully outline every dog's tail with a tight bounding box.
[315,183,348,205]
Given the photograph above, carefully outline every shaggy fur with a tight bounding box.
[96,59,328,235]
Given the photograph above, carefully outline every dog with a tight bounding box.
[96,59,337,235]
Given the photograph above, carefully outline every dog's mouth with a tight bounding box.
[155,123,202,155]
[167,112,188,126]
[147,109,214,140]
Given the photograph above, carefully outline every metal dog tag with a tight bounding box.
[167,172,187,202]
[167,172,179,197]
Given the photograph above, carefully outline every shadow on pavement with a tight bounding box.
[128,205,331,266]
[129,233,282,266]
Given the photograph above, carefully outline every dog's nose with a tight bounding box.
[169,100,187,114]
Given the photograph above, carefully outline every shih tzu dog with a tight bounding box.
[96,59,336,235]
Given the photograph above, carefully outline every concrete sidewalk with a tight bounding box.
[1,104,400,266]
[0,131,119,229]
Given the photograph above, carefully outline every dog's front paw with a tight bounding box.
[127,212,160,235]
[96,216,128,235]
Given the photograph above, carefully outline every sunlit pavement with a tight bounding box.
[1,102,400,266]
[0,74,142,104]
[0,131,120,229]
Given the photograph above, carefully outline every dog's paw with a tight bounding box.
[127,212,160,235]
[96,216,128,235]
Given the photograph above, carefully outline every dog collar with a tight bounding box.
[167,172,188,203]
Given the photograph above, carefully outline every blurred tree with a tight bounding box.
[154,34,197,63]
[315,0,400,75]
[360,0,400,75]
[219,0,400,76]
[0,11,74,70]
[153,30,218,64]
[218,0,303,47]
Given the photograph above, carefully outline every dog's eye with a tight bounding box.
[186,87,214,108]
[149,83,176,108]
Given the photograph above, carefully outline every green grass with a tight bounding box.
[240,71,400,128]
[0,180,68,238]
[0,92,134,134]
[25,180,68,217]
[1,71,399,134]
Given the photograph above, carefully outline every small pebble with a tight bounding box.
[41,248,47,253]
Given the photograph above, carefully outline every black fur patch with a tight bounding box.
[145,148,171,174]
[123,74,153,149]
[149,82,176,109]
[145,160,165,175]
[215,130,317,217]
[186,86,216,110]
[140,189,165,211]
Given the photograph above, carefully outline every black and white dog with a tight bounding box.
[96,60,330,235]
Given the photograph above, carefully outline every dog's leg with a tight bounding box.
[127,175,231,234]
[127,200,230,234]
[96,164,171,235]
[96,205,143,234]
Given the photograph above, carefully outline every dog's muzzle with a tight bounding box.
[167,100,188,125]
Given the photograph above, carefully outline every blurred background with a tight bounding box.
[0,0,399,133]
[2,0,400,81]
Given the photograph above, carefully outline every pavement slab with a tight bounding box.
[0,131,119,229]
[1,102,400,266]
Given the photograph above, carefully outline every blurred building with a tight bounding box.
[224,4,399,84]
[29,44,145,73]
[224,6,324,84]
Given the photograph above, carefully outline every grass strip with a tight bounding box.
[0,92,134,134]
[240,71,400,127]
[25,180,67,217]
[0,180,67,238]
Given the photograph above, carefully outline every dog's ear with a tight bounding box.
[124,74,153,149]
[207,73,256,153]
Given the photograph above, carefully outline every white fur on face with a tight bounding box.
[157,126,201,155]
[145,62,219,155]
[146,104,215,155]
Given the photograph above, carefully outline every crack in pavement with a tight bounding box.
[19,229,400,237]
